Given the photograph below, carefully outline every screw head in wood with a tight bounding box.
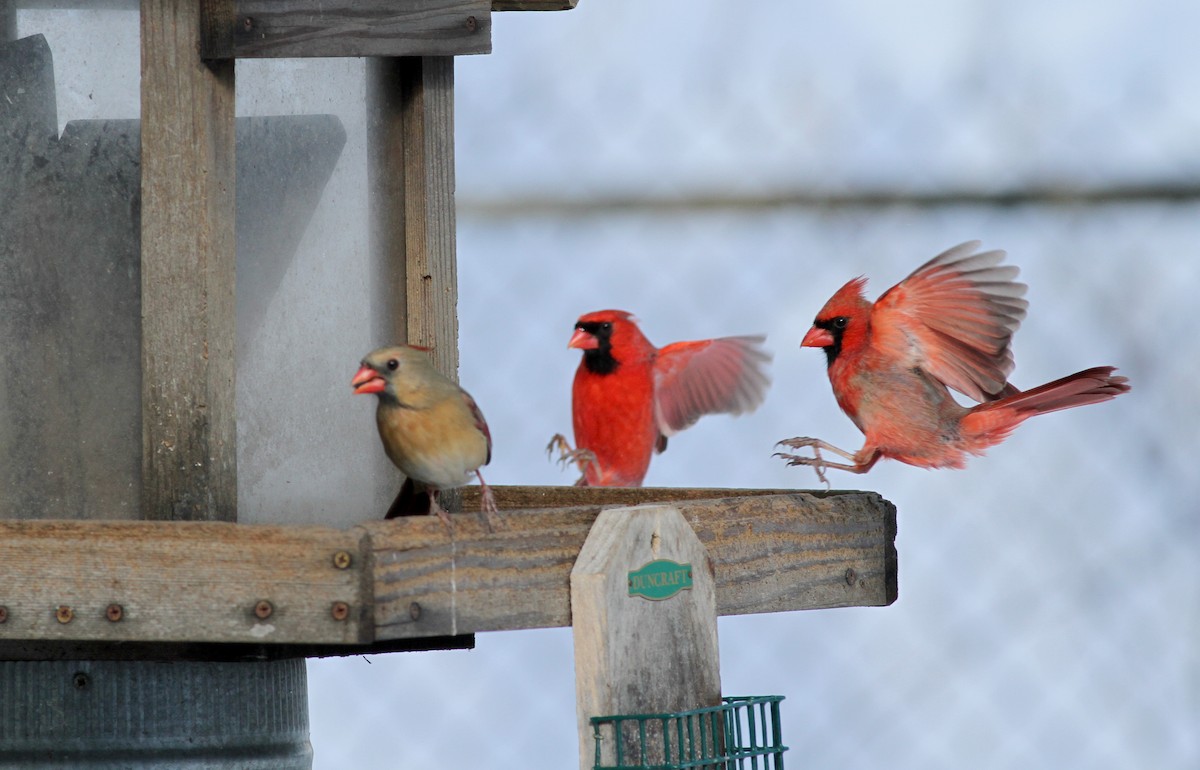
[0,606,7,623]
[465,15,478,33]
[254,600,274,620]
[331,601,350,621]
[409,602,421,621]
[72,671,90,690]
[332,551,352,570]
[105,604,124,622]
[56,605,74,624]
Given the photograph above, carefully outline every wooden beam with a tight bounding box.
[201,0,491,59]
[140,0,238,521]
[7,0,559,9]
[0,488,897,654]
[492,0,577,9]
[0,520,369,646]
[370,488,897,640]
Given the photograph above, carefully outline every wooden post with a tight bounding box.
[571,505,722,770]
[367,55,462,513]
[367,56,459,378]
[140,0,238,522]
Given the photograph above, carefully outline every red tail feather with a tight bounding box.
[962,367,1130,448]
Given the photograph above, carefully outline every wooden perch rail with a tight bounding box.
[0,487,896,660]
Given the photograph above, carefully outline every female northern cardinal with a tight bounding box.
[776,241,1130,481]
[352,345,500,528]
[552,310,771,486]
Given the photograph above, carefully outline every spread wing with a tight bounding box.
[872,241,1029,402]
[653,335,771,437]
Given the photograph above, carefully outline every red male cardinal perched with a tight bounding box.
[553,310,771,486]
[776,241,1130,480]
[352,345,500,529]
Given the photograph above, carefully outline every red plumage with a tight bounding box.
[560,310,771,486]
[777,241,1130,478]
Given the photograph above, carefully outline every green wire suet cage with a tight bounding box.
[590,695,787,770]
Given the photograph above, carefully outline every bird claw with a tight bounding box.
[478,482,504,532]
[546,433,599,483]
[428,492,455,532]
[773,438,832,489]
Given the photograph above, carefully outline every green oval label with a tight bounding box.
[627,559,693,601]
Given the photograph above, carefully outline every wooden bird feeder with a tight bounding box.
[0,1,896,766]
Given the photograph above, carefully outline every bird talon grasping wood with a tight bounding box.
[352,345,501,530]
[779,241,1130,480]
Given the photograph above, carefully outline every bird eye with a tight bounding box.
[599,322,612,332]
[386,359,399,371]
[832,317,849,330]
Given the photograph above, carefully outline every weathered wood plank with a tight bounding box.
[370,490,897,640]
[463,485,851,510]
[0,634,473,663]
[367,56,460,374]
[368,55,463,511]
[12,0,566,14]
[0,488,896,651]
[493,0,577,9]
[0,521,368,646]
[141,0,238,521]
[202,0,491,59]
[573,506,722,770]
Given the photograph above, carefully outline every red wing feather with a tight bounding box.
[872,241,1029,402]
[653,335,771,436]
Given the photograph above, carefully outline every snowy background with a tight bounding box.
[15,1,1197,768]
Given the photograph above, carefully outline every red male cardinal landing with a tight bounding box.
[775,241,1130,481]
[352,345,500,529]
[551,310,771,487]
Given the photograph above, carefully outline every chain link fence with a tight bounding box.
[9,1,1196,768]
[312,3,1195,768]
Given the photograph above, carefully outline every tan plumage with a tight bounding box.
[352,345,499,529]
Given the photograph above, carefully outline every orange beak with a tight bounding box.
[351,365,387,395]
[569,328,599,350]
[801,327,834,348]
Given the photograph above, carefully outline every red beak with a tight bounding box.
[801,327,834,348]
[569,328,599,350]
[351,365,387,395]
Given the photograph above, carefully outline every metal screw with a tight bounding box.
[0,606,7,623]
[332,551,352,570]
[254,600,274,620]
[105,604,124,622]
[242,16,253,31]
[72,671,90,690]
[465,15,478,32]
[331,601,350,621]
[408,602,421,621]
[56,605,74,624]
[844,567,858,587]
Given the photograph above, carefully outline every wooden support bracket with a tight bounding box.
[0,487,896,660]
